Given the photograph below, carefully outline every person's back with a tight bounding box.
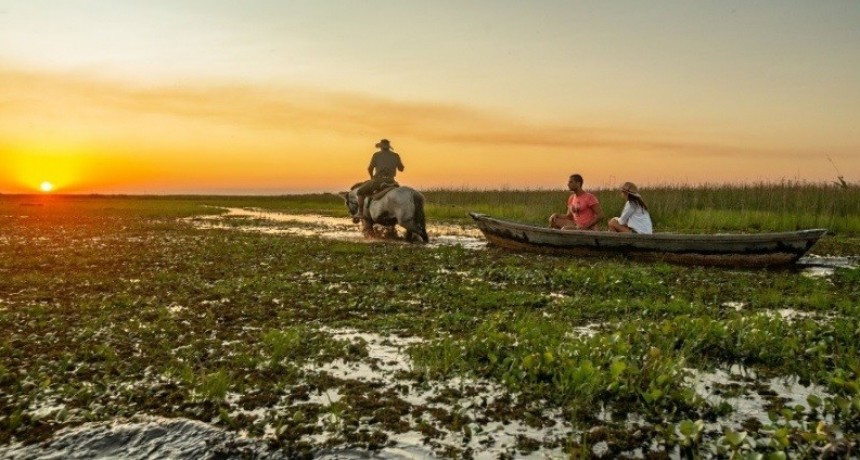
[618,200,652,234]
[355,139,405,225]
[370,149,403,179]
[608,182,652,234]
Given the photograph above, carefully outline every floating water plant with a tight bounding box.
[1,193,858,458]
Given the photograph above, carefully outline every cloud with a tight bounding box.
[0,65,754,157]
[7,64,846,193]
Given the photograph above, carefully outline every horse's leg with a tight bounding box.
[361,220,375,237]
[405,190,429,243]
[382,190,428,243]
[400,219,426,243]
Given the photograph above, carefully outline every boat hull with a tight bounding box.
[469,213,826,268]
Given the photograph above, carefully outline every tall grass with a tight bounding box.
[4,181,858,234]
[424,182,860,234]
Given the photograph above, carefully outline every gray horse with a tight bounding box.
[340,185,429,243]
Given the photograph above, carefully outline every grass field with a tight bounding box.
[1,185,859,458]
[432,183,860,234]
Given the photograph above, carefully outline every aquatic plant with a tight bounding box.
[1,193,858,457]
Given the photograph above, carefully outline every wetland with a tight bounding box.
[2,185,860,458]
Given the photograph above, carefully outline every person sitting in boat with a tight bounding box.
[355,138,405,224]
[608,182,653,234]
[548,173,604,230]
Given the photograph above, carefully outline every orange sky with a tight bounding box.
[2,65,855,194]
[1,2,858,194]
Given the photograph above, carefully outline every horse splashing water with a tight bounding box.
[340,184,429,243]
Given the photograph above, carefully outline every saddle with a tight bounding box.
[372,182,399,200]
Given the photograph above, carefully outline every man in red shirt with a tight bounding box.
[548,174,604,230]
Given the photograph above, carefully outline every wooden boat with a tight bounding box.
[469,213,826,268]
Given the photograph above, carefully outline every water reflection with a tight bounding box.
[0,417,289,460]
[0,417,441,460]
[690,365,833,428]
[183,208,487,249]
[4,327,570,460]
[186,209,859,272]
[796,255,859,277]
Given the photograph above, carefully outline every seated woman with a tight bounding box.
[608,182,653,234]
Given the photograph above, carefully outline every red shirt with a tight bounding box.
[567,192,599,228]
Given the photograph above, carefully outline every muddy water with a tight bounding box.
[0,417,290,459]
[2,327,846,459]
[183,208,486,249]
[0,417,432,459]
[796,255,860,277]
[304,328,571,459]
[4,328,571,460]
[691,365,834,428]
[186,208,859,274]
[11,209,847,458]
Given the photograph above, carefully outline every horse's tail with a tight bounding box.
[413,191,429,242]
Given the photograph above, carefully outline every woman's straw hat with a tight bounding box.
[620,182,641,197]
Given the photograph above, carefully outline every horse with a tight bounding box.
[340,184,429,243]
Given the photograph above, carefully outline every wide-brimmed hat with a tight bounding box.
[375,139,391,148]
[620,182,641,197]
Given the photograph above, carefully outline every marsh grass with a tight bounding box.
[199,370,233,402]
[262,326,367,366]
[11,181,858,236]
[423,182,860,234]
[1,191,859,457]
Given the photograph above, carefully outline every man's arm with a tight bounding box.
[368,153,377,179]
[585,202,604,229]
[396,153,404,172]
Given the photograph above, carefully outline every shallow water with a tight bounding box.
[691,365,834,429]
[0,417,445,460]
[183,208,486,249]
[186,209,860,273]
[0,417,289,460]
[3,325,848,459]
[4,328,570,460]
[301,328,571,459]
[796,255,860,277]
[9,209,855,458]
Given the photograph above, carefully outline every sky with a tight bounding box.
[1,0,858,194]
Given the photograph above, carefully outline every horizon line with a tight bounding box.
[0,179,854,198]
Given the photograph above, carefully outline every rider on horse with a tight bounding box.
[355,139,404,225]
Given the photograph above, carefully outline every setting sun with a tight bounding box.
[0,2,858,195]
[40,181,54,193]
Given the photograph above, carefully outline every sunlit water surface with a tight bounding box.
[183,208,486,250]
[184,208,857,276]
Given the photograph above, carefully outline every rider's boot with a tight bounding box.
[354,195,365,224]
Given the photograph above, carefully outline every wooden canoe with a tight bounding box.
[469,212,826,268]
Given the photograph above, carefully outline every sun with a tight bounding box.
[40,181,54,193]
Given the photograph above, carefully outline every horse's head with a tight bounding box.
[339,184,362,220]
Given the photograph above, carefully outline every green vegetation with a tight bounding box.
[1,187,859,458]
[423,182,860,234]
[17,181,855,233]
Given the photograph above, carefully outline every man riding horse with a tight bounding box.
[342,139,427,242]
[355,139,404,226]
